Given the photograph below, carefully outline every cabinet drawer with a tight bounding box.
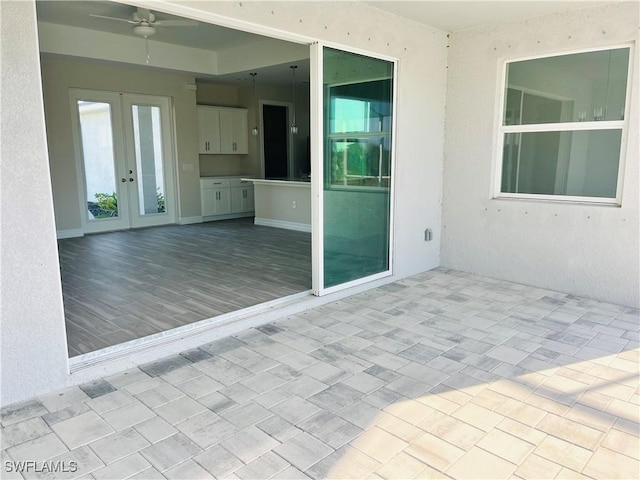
[201,178,231,189]
[229,178,253,188]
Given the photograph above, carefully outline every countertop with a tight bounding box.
[243,178,311,187]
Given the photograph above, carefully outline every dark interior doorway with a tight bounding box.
[263,104,289,179]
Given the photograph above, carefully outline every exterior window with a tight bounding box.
[496,47,631,204]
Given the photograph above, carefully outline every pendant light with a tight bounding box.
[250,72,258,136]
[290,65,298,134]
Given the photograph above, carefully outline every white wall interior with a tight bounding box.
[0,0,446,406]
[253,183,312,227]
[442,2,640,308]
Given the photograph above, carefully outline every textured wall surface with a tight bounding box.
[442,2,640,307]
[0,1,70,405]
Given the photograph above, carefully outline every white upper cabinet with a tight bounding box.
[197,106,248,155]
[220,109,248,154]
[197,107,221,154]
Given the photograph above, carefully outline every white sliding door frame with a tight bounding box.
[311,42,399,296]
[311,42,324,296]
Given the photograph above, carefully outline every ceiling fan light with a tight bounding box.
[134,25,156,37]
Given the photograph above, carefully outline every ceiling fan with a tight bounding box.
[90,7,197,38]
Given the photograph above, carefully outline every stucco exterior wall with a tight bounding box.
[442,2,640,308]
[0,1,70,405]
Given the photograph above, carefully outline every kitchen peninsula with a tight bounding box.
[243,178,311,232]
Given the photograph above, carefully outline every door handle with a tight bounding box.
[121,178,126,183]
[129,178,134,182]
[129,170,133,174]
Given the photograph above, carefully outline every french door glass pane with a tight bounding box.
[132,105,166,215]
[77,101,119,220]
[323,48,394,288]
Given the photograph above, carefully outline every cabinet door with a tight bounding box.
[230,186,243,213]
[201,188,217,216]
[215,188,232,215]
[220,109,248,154]
[197,107,221,154]
[242,187,255,212]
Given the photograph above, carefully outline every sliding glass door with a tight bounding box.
[313,46,396,294]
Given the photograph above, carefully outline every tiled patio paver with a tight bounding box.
[1,269,639,479]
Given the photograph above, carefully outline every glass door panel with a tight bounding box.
[72,90,130,234]
[322,47,395,289]
[78,101,120,220]
[131,105,166,216]
[122,94,175,228]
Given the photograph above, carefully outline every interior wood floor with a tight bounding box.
[58,218,311,357]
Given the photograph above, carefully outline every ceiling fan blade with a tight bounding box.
[89,14,136,24]
[152,19,198,27]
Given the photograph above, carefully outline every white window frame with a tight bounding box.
[493,43,634,206]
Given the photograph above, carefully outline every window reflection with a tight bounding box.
[327,79,393,188]
[504,48,629,125]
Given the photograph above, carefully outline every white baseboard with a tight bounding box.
[254,217,311,233]
[57,229,84,239]
[177,216,203,225]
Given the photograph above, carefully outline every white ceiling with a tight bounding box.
[35,0,615,85]
[35,1,310,85]
[35,1,267,50]
[367,1,613,32]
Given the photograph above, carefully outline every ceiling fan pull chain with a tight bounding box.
[145,37,150,64]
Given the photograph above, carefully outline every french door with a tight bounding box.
[312,45,397,295]
[70,89,176,234]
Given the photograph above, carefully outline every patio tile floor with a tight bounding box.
[2,268,639,479]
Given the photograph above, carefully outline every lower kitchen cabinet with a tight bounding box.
[201,177,254,220]
[231,179,255,213]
